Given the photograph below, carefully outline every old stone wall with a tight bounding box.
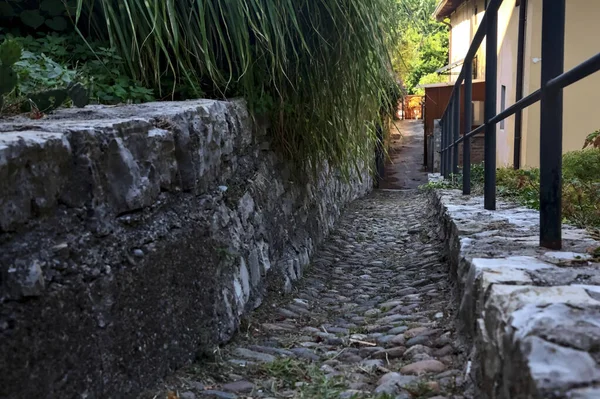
[0,100,372,398]
[429,188,600,399]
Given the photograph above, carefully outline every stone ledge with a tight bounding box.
[0,100,372,398]
[0,100,252,233]
[430,189,600,399]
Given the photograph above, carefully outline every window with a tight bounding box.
[473,101,485,125]
[500,85,506,129]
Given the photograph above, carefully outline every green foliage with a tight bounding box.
[0,65,17,95]
[0,0,78,32]
[496,167,540,209]
[561,149,600,227]
[14,50,75,93]
[1,32,154,112]
[413,72,447,95]
[74,0,401,177]
[426,152,600,229]
[392,0,449,94]
[0,38,21,111]
[583,129,600,149]
[563,148,600,181]
[75,44,154,104]
[0,38,21,66]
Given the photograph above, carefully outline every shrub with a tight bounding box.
[563,148,600,182]
[425,153,600,229]
[1,33,154,111]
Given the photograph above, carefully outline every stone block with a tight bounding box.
[0,99,372,398]
[430,189,600,398]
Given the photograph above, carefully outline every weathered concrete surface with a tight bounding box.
[143,190,473,399]
[430,189,600,399]
[0,100,372,398]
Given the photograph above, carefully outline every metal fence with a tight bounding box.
[439,0,600,250]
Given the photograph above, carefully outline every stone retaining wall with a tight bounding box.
[430,188,600,399]
[0,100,372,398]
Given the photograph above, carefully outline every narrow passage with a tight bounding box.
[144,190,471,399]
[379,120,428,190]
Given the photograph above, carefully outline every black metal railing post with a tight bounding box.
[441,116,446,177]
[453,90,461,175]
[445,115,451,178]
[463,63,473,195]
[441,117,445,177]
[539,0,565,250]
[444,112,450,179]
[513,0,528,169]
[484,1,498,210]
[448,100,454,176]
[434,0,600,248]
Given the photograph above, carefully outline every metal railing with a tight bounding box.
[439,0,600,249]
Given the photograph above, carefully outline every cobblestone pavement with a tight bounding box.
[142,190,471,399]
[379,120,428,190]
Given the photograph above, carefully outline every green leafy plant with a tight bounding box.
[583,129,600,149]
[0,38,22,112]
[14,50,75,93]
[392,0,449,95]
[563,148,600,181]
[1,32,154,110]
[426,150,600,230]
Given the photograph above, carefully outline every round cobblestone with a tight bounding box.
[142,191,471,399]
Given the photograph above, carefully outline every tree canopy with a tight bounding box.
[392,0,449,94]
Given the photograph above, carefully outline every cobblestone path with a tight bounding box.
[143,190,470,399]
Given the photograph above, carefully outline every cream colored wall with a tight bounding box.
[448,0,519,167]
[475,0,486,80]
[522,0,600,168]
[448,0,486,82]
[496,0,519,167]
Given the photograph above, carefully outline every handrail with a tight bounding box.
[438,0,600,250]
[441,0,504,121]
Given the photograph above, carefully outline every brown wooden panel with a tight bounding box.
[423,81,486,166]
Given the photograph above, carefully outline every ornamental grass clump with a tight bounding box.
[75,0,402,177]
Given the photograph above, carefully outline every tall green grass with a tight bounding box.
[74,0,401,176]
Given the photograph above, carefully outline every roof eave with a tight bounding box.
[432,0,450,21]
[433,0,467,21]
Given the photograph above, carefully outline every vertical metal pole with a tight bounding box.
[446,108,452,175]
[441,116,446,177]
[484,2,498,210]
[464,63,473,195]
[448,100,456,173]
[453,90,461,175]
[513,0,528,169]
[445,116,451,178]
[444,117,450,178]
[539,0,565,250]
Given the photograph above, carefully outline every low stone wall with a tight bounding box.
[430,189,600,399]
[0,100,372,398]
